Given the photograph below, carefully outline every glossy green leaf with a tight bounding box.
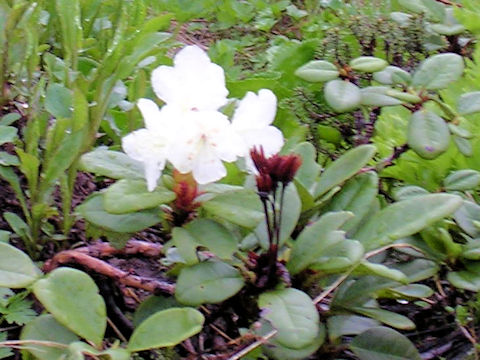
[351,308,415,330]
[294,60,339,82]
[201,189,263,228]
[45,83,72,119]
[407,110,450,159]
[184,219,238,259]
[462,239,480,260]
[350,57,388,73]
[324,80,361,113]
[3,212,29,242]
[288,211,353,274]
[454,200,480,237]
[291,142,321,191]
[104,179,175,214]
[444,170,480,191]
[79,148,144,179]
[412,53,464,90]
[356,194,462,250]
[313,144,376,198]
[355,261,408,283]
[327,315,379,342]
[175,261,244,306]
[360,87,403,107]
[128,308,204,352]
[350,326,422,360]
[448,123,472,139]
[326,172,378,233]
[430,8,464,35]
[76,193,160,233]
[310,239,364,273]
[67,341,130,360]
[453,135,473,157]
[262,324,325,360]
[458,91,480,115]
[133,295,184,327]
[0,242,41,288]
[259,288,319,349]
[55,0,82,67]
[373,66,411,85]
[385,284,434,299]
[448,269,480,291]
[316,124,342,145]
[0,126,17,146]
[21,315,79,360]
[385,89,421,104]
[393,186,430,201]
[33,268,107,346]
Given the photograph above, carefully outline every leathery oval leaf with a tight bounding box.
[0,242,41,288]
[128,308,204,352]
[324,79,361,113]
[32,268,107,346]
[258,288,320,349]
[350,326,422,360]
[175,261,244,306]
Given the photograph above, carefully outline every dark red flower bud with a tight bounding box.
[270,154,302,184]
[256,173,273,194]
[172,170,200,212]
[250,146,270,175]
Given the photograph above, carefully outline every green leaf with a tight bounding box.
[104,179,175,214]
[412,53,464,90]
[393,186,430,201]
[454,200,480,237]
[201,189,263,228]
[3,212,29,241]
[40,130,84,193]
[324,80,362,113]
[313,144,376,198]
[310,239,364,273]
[288,211,353,274]
[458,91,480,115]
[0,242,40,288]
[291,142,322,192]
[350,57,388,73]
[184,219,238,259]
[0,126,17,146]
[294,60,339,82]
[175,261,244,306]
[128,308,204,352]
[33,268,106,346]
[356,194,462,250]
[444,169,480,191]
[76,193,160,233]
[327,315,379,342]
[360,87,403,107]
[350,326,422,360]
[0,113,21,126]
[258,288,320,349]
[55,0,82,67]
[355,261,408,283]
[373,66,411,85]
[351,308,415,330]
[133,295,183,327]
[326,172,378,233]
[448,269,480,291]
[21,315,79,360]
[262,324,325,360]
[407,110,450,159]
[453,135,473,157]
[448,124,472,139]
[45,83,73,119]
[79,148,144,179]
[383,284,434,299]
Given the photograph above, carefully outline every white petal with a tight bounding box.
[191,147,227,184]
[151,45,228,112]
[137,98,163,131]
[232,89,277,131]
[122,129,168,191]
[244,126,284,156]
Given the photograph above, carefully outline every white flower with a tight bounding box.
[151,46,229,112]
[121,99,174,191]
[231,89,284,161]
[167,109,244,184]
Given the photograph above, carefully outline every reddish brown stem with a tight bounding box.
[44,250,175,295]
[75,240,163,258]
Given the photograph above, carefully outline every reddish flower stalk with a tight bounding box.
[170,170,202,226]
[250,147,302,283]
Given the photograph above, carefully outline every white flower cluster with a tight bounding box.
[122,45,283,191]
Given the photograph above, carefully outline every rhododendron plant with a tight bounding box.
[122,45,284,190]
